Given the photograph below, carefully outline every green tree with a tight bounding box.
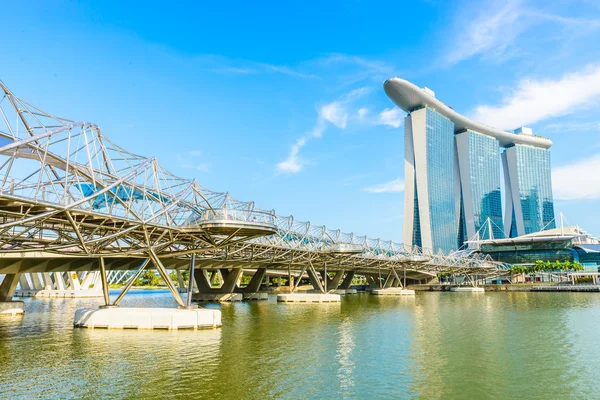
[143,270,159,286]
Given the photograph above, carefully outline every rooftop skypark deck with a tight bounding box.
[383,78,552,149]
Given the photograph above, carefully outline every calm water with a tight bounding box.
[1,290,599,399]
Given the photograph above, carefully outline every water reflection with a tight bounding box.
[1,291,600,399]
[336,317,355,396]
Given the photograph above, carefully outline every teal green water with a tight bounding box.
[1,291,599,399]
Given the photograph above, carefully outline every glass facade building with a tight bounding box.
[456,130,504,242]
[504,144,555,236]
[424,108,458,251]
[403,107,458,253]
[389,78,556,253]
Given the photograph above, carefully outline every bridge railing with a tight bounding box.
[199,208,277,225]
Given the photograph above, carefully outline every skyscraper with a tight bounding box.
[402,106,459,252]
[503,142,556,236]
[384,78,555,252]
[455,130,503,241]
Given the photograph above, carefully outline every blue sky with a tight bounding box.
[2,0,600,241]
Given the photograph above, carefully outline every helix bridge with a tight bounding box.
[0,80,504,307]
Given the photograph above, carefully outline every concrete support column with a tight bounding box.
[80,271,97,290]
[194,269,213,292]
[366,274,380,289]
[68,271,82,291]
[383,275,396,289]
[320,271,345,291]
[237,268,267,293]
[176,270,185,289]
[30,273,44,290]
[219,268,230,283]
[0,273,22,302]
[19,275,32,291]
[327,271,344,291]
[339,271,355,289]
[53,272,67,290]
[221,268,243,293]
[42,273,54,290]
[307,267,324,292]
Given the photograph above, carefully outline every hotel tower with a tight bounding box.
[384,78,555,252]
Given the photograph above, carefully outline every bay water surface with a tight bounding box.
[1,290,599,399]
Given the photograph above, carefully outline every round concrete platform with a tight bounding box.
[193,293,243,302]
[450,287,485,292]
[15,289,103,298]
[371,288,415,295]
[331,289,358,295]
[74,307,222,330]
[277,293,341,303]
[0,301,24,316]
[242,292,269,300]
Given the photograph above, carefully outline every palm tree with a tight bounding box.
[534,260,545,272]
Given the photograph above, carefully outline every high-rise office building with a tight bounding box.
[384,78,555,252]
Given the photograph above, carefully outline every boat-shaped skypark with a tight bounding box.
[383,78,556,253]
[384,78,552,149]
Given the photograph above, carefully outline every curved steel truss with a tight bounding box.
[0,80,502,279]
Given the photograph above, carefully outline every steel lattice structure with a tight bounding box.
[0,80,503,283]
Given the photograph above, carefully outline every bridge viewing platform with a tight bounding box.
[0,80,505,327]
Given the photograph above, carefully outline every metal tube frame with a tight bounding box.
[112,258,150,306]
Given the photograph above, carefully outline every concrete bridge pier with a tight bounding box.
[365,274,382,290]
[277,265,341,303]
[312,270,357,295]
[371,269,415,296]
[15,271,103,298]
[192,267,270,301]
[74,257,221,330]
[192,268,244,302]
[0,273,24,316]
[321,271,344,291]
[332,271,357,294]
[235,268,268,300]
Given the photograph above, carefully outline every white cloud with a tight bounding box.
[276,155,302,174]
[320,102,348,129]
[553,153,600,200]
[471,66,600,130]
[196,55,317,79]
[276,89,370,174]
[276,138,306,173]
[377,108,403,128]
[447,0,523,64]
[363,178,404,193]
[543,121,600,134]
[358,108,369,120]
[446,1,600,64]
